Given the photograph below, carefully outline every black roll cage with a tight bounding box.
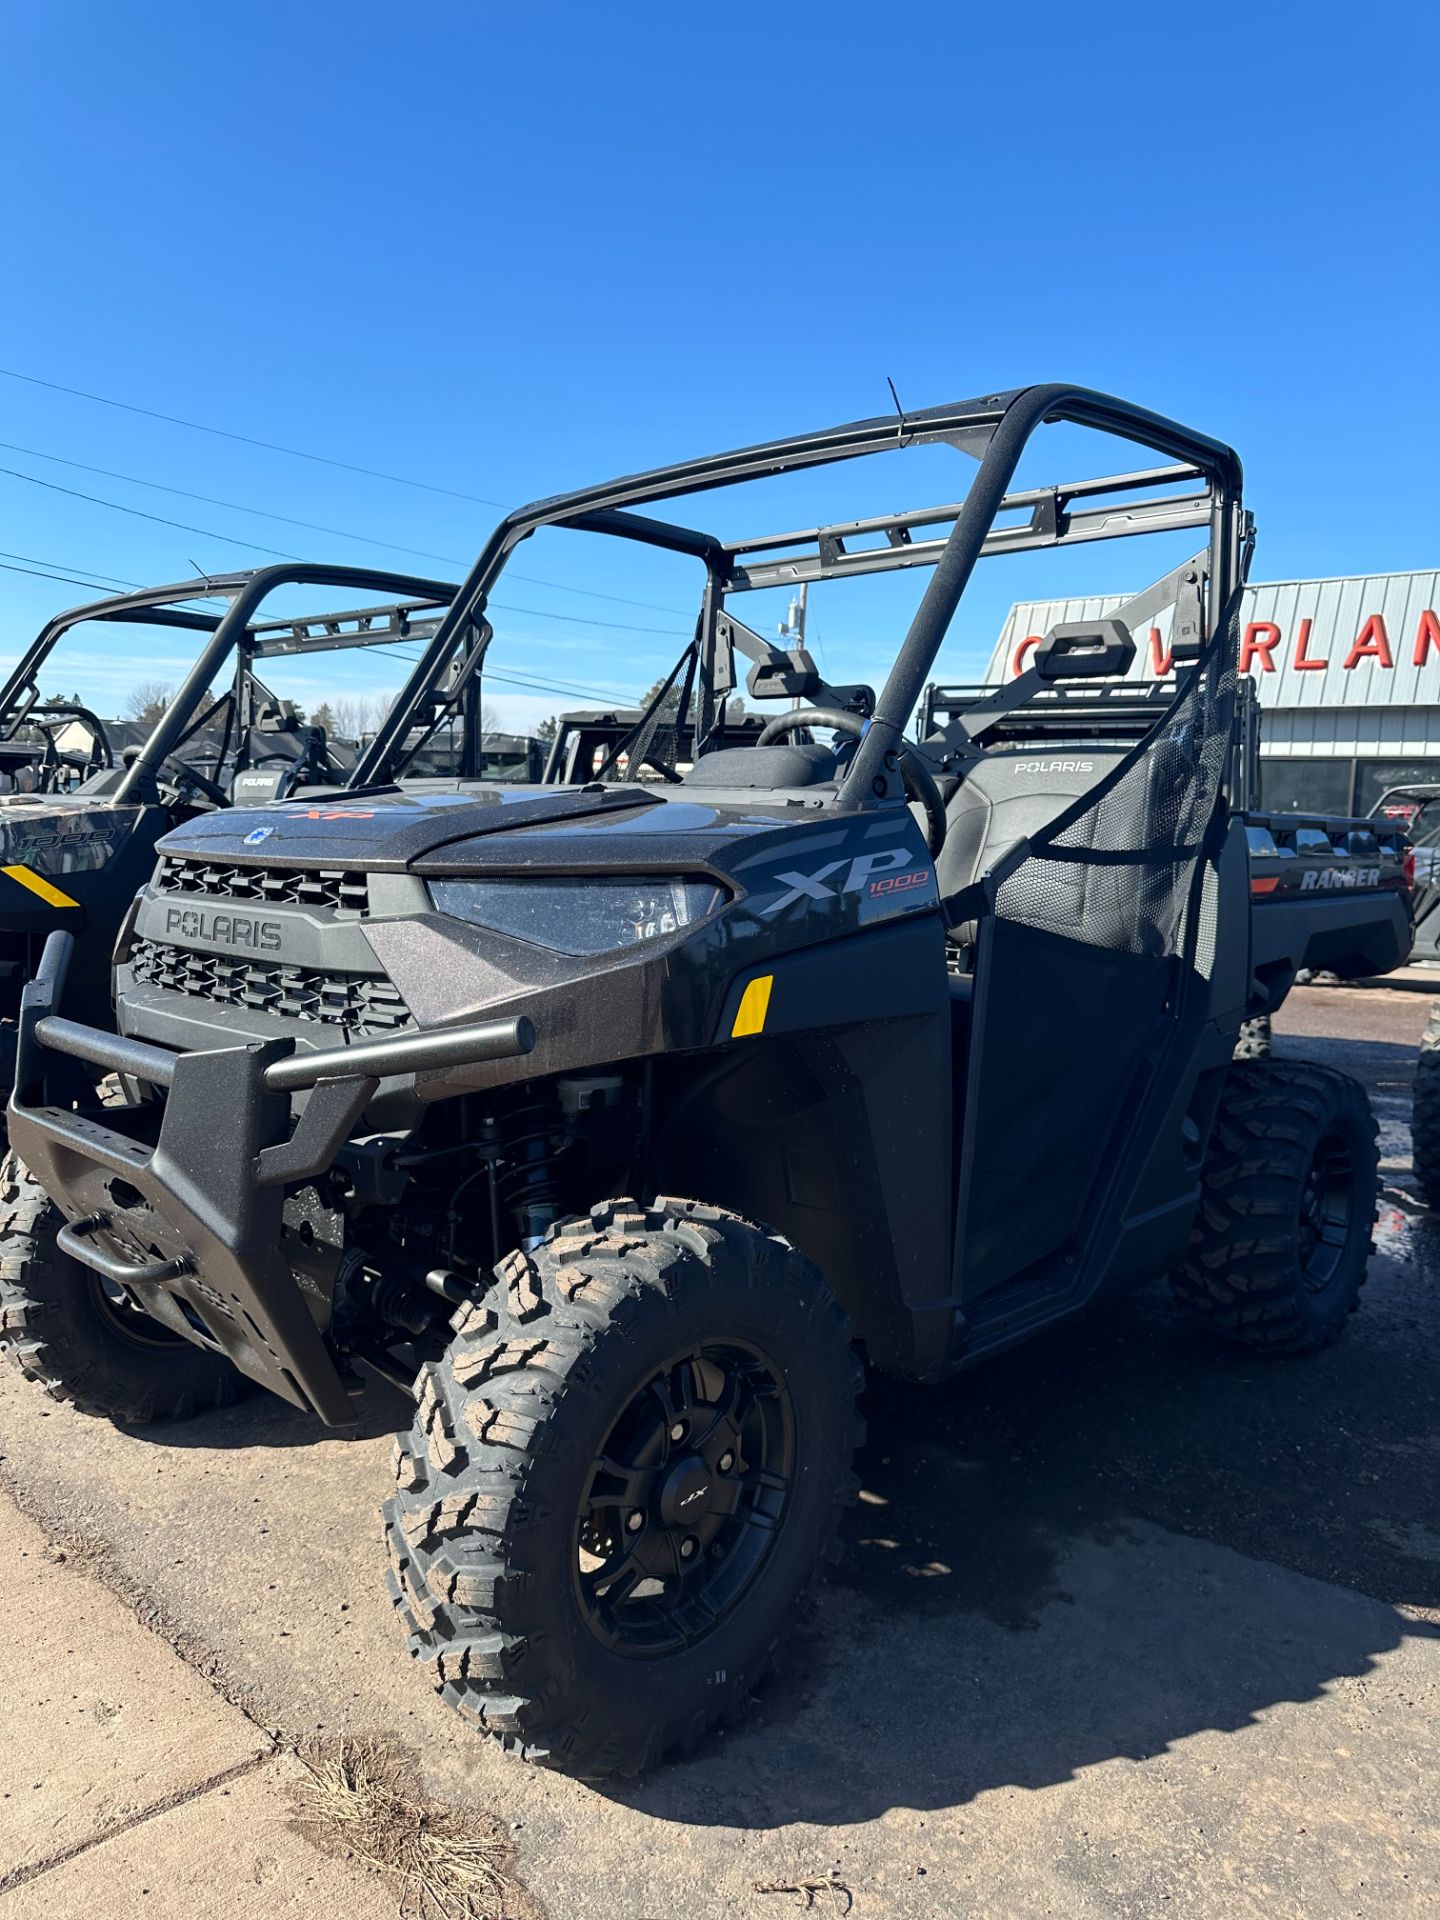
[352,383,1247,805]
[0,564,461,804]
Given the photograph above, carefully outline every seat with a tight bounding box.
[935,748,1129,943]
[230,766,290,805]
[683,743,838,789]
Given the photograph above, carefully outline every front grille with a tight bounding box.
[157,855,369,915]
[129,938,411,1034]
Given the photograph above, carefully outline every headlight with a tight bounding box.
[428,875,723,955]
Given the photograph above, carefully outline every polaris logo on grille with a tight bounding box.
[164,906,283,951]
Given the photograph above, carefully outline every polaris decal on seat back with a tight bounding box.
[1012,760,1095,775]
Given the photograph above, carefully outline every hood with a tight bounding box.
[157,782,670,869]
[157,780,807,875]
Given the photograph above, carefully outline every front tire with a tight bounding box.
[1172,1061,1378,1355]
[383,1196,863,1778]
[0,1151,249,1423]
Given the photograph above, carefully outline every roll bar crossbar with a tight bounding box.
[352,383,1246,805]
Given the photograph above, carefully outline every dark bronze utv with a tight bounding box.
[0,564,459,1134]
[2,384,1411,1777]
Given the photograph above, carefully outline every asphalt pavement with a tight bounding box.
[0,983,1436,1918]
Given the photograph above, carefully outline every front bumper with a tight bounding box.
[9,930,534,1425]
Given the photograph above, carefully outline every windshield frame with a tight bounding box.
[0,566,461,804]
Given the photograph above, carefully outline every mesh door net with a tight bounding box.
[990,603,1239,960]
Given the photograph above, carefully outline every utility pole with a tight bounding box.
[777,584,807,650]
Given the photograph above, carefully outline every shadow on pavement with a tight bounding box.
[615,1206,1440,1829]
[122,1365,412,1450]
[101,1001,1440,1826]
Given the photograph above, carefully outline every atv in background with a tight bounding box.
[360,725,546,783]
[3,384,1411,1778]
[543,707,770,784]
[0,563,458,1125]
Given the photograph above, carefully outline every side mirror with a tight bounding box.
[746,646,823,702]
[1033,619,1136,682]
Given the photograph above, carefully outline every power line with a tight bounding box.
[0,365,513,510]
[0,558,143,594]
[0,548,142,591]
[0,463,299,560]
[0,440,458,566]
[364,642,637,707]
[494,601,686,636]
[488,666,639,705]
[0,464,693,635]
[0,438,692,616]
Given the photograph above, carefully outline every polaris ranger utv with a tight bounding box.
[0,564,458,1128]
[3,385,1412,1778]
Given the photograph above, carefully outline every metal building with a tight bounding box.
[985,567,1440,816]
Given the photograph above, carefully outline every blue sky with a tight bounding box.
[2,2,1436,733]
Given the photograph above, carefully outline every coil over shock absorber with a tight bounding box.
[492,1090,566,1249]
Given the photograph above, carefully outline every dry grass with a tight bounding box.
[292,1735,520,1920]
[753,1875,854,1914]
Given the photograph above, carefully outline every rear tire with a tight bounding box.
[1172,1061,1378,1355]
[1411,1004,1440,1208]
[0,1151,249,1423]
[1233,1013,1273,1060]
[383,1196,863,1778]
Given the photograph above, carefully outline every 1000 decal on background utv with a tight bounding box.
[0,383,1411,1776]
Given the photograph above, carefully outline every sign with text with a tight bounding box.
[988,570,1440,711]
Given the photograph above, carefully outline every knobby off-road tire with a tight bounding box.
[1172,1061,1378,1355]
[384,1196,864,1778]
[1410,1003,1440,1208]
[1233,1013,1273,1061]
[0,1151,249,1423]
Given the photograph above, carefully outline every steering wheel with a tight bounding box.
[161,757,230,808]
[755,708,947,855]
[246,747,335,801]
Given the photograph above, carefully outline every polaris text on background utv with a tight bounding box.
[4,385,1409,1777]
[0,564,461,1135]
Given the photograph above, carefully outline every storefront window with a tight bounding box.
[1357,761,1440,818]
[1258,759,1354,816]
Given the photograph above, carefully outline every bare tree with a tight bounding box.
[323,694,393,742]
[124,681,174,730]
